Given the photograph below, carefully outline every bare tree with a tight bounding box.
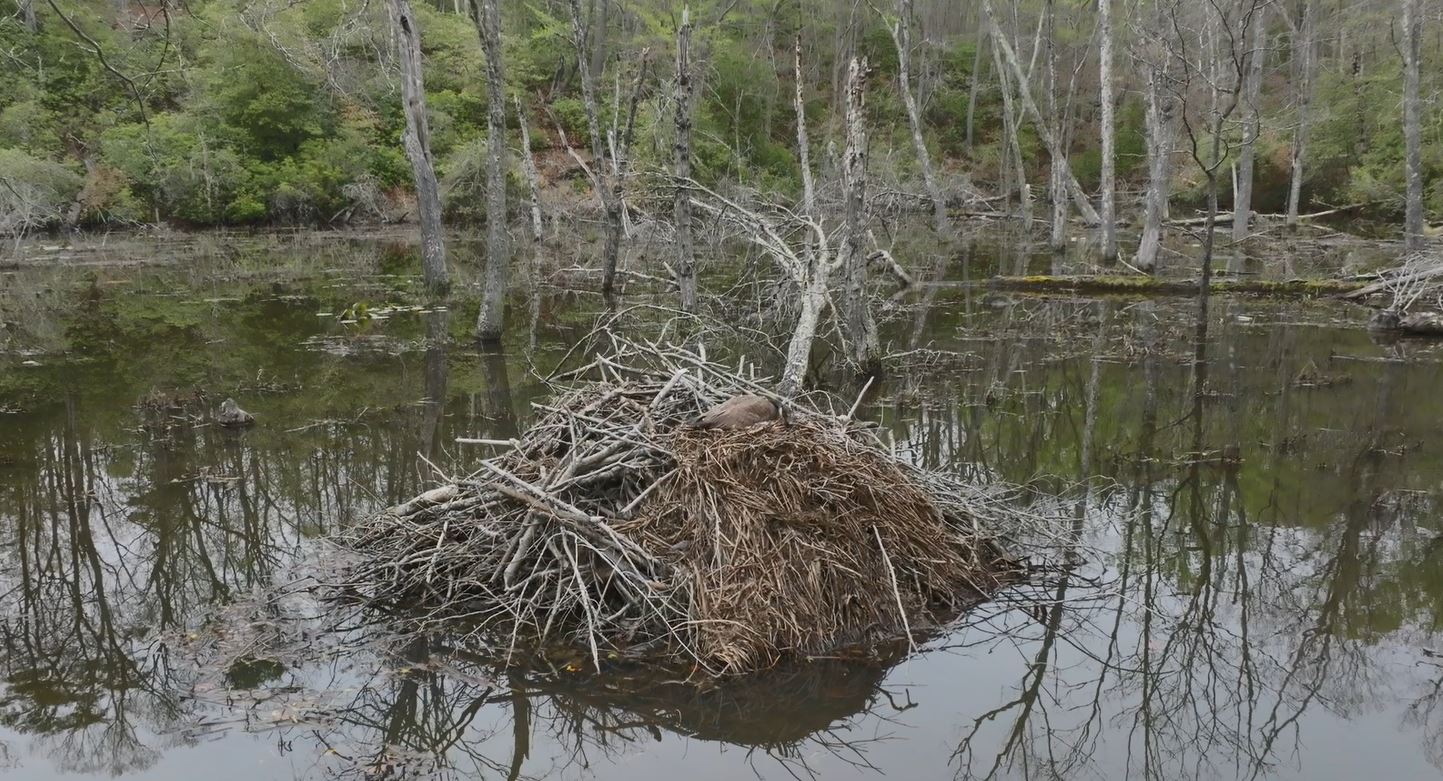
[516,97,544,241]
[388,0,448,294]
[1284,0,1315,227]
[473,0,509,340]
[883,0,947,232]
[1133,0,1175,272]
[1098,0,1119,260]
[673,7,698,311]
[564,0,645,296]
[979,0,1101,226]
[840,55,879,371]
[965,27,987,152]
[1401,0,1423,250]
[1231,6,1265,244]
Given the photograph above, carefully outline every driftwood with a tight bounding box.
[340,336,1017,674]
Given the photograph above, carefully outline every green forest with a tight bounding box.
[1,0,1439,236]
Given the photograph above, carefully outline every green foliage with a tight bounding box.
[0,148,83,229]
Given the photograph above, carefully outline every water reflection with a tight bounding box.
[2,235,1443,779]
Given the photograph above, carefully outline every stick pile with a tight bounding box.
[342,338,1015,673]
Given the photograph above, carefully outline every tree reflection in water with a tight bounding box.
[4,248,1443,779]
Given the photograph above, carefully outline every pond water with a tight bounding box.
[2,230,1442,780]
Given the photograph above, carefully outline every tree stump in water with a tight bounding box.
[217,398,255,428]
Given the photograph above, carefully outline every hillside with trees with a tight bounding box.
[1,0,1438,249]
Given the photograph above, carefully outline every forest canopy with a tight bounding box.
[0,0,1439,231]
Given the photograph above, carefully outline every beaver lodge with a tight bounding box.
[342,336,1024,675]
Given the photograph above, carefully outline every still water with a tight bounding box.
[2,231,1442,780]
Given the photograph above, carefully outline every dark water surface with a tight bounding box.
[2,232,1442,780]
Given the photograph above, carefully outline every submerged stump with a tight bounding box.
[340,338,1016,674]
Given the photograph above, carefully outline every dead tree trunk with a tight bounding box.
[1285,0,1314,227]
[566,0,631,295]
[516,96,544,241]
[1135,27,1173,272]
[673,9,697,311]
[979,0,1100,226]
[889,0,947,232]
[779,35,824,397]
[1098,0,1118,260]
[1231,8,1264,244]
[840,56,879,372]
[1402,0,1423,250]
[389,0,448,294]
[992,40,1031,221]
[474,0,509,340]
[794,36,817,218]
[965,27,987,152]
[1044,0,1067,253]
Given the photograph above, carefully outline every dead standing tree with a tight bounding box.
[673,8,698,312]
[472,0,509,340]
[1132,0,1177,272]
[564,0,649,297]
[878,0,948,233]
[839,55,880,373]
[979,0,1101,227]
[1401,0,1424,251]
[1162,0,1266,301]
[387,0,448,294]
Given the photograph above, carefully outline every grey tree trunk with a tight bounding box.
[794,36,816,217]
[840,56,879,372]
[1285,0,1314,227]
[1135,50,1172,272]
[1231,8,1265,244]
[992,41,1030,221]
[1044,0,1066,253]
[516,96,544,241]
[589,0,609,81]
[21,0,36,32]
[566,0,625,294]
[1098,0,1118,260]
[979,0,1100,225]
[890,0,947,232]
[965,27,987,152]
[1401,0,1424,250]
[474,0,509,340]
[389,0,448,294]
[778,35,824,398]
[673,9,697,312]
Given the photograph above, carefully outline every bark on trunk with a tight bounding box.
[1135,52,1172,272]
[992,41,1030,221]
[389,0,449,294]
[474,0,509,340]
[1098,0,1118,260]
[567,0,626,295]
[1401,0,1424,250]
[965,27,987,152]
[1285,0,1314,227]
[978,0,1100,226]
[779,34,822,398]
[1045,0,1066,253]
[1231,8,1265,244]
[673,9,697,311]
[516,96,544,241]
[21,0,36,32]
[890,0,946,232]
[794,36,816,217]
[840,56,879,372]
